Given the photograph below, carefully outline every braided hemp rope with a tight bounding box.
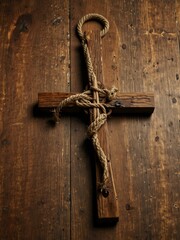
[77,14,110,191]
[77,13,109,40]
[54,14,117,192]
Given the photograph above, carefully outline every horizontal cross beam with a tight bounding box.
[38,92,154,114]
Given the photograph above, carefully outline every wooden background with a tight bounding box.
[0,0,179,239]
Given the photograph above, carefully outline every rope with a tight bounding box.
[54,14,117,193]
[77,13,109,40]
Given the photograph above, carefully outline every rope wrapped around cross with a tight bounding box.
[54,14,118,192]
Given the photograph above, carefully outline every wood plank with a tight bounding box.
[1,1,179,239]
[0,1,70,239]
[70,0,179,239]
[38,92,154,114]
[87,31,119,223]
[115,0,180,239]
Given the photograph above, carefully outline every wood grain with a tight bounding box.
[87,31,119,223]
[0,0,179,239]
[70,0,179,239]
[0,1,70,239]
[38,92,154,114]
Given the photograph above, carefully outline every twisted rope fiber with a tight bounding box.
[55,14,117,192]
[77,14,112,191]
[77,13,109,40]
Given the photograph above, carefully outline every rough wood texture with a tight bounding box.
[87,31,119,223]
[38,92,154,114]
[0,0,180,239]
[0,1,70,239]
[70,0,179,239]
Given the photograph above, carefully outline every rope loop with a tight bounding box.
[77,13,109,41]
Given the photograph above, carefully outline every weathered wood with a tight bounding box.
[38,92,154,114]
[70,0,180,239]
[1,0,180,239]
[87,31,119,223]
[0,1,70,239]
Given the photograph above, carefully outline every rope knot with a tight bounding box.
[105,86,118,101]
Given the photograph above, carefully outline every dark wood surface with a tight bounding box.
[38,92,154,114]
[0,1,71,239]
[85,31,119,223]
[0,0,179,239]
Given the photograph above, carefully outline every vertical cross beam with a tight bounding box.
[87,31,119,224]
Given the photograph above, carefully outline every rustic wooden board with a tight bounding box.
[0,1,70,239]
[70,0,180,239]
[0,0,179,239]
[86,31,119,223]
[38,92,154,114]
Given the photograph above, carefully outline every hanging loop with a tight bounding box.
[77,13,109,41]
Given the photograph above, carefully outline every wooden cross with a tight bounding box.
[38,17,154,225]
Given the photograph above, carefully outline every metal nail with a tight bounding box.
[115,101,122,107]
